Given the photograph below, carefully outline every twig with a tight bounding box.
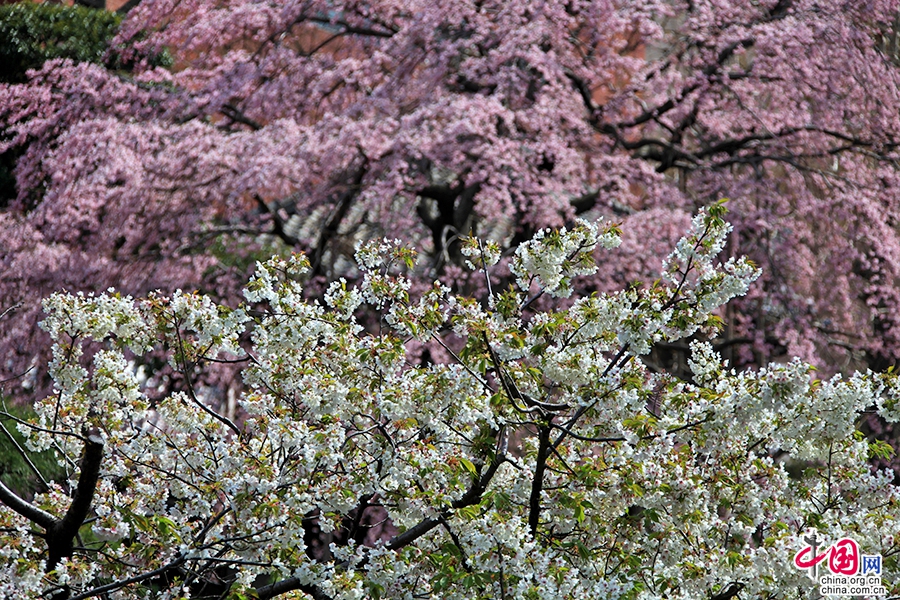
[0,416,49,490]
[66,555,188,600]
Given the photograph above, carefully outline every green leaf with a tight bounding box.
[459,457,478,477]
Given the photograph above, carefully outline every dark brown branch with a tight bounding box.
[387,449,506,550]
[418,182,465,205]
[570,189,599,214]
[586,39,755,154]
[384,515,443,551]
[564,71,595,116]
[439,517,473,572]
[0,431,105,576]
[0,411,88,442]
[483,332,568,412]
[46,432,104,570]
[56,434,102,538]
[220,103,263,131]
[343,493,374,546]
[527,424,552,536]
[608,36,753,134]
[571,190,636,216]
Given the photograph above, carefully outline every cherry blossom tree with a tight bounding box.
[3,0,900,401]
[1,208,898,600]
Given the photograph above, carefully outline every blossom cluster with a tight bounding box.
[0,213,897,600]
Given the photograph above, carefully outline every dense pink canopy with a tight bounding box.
[3,0,900,397]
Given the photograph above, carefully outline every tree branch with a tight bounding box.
[528,423,551,537]
[66,555,188,600]
[256,445,507,599]
[0,416,49,490]
[256,578,333,600]
[46,431,104,570]
[310,159,369,276]
[0,479,57,530]
[220,103,263,131]
[710,582,745,600]
[307,17,397,38]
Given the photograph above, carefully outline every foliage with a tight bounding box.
[0,2,122,84]
[0,1,121,203]
[0,402,64,497]
[0,212,899,600]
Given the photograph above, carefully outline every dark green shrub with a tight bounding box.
[0,1,122,83]
[0,402,63,498]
